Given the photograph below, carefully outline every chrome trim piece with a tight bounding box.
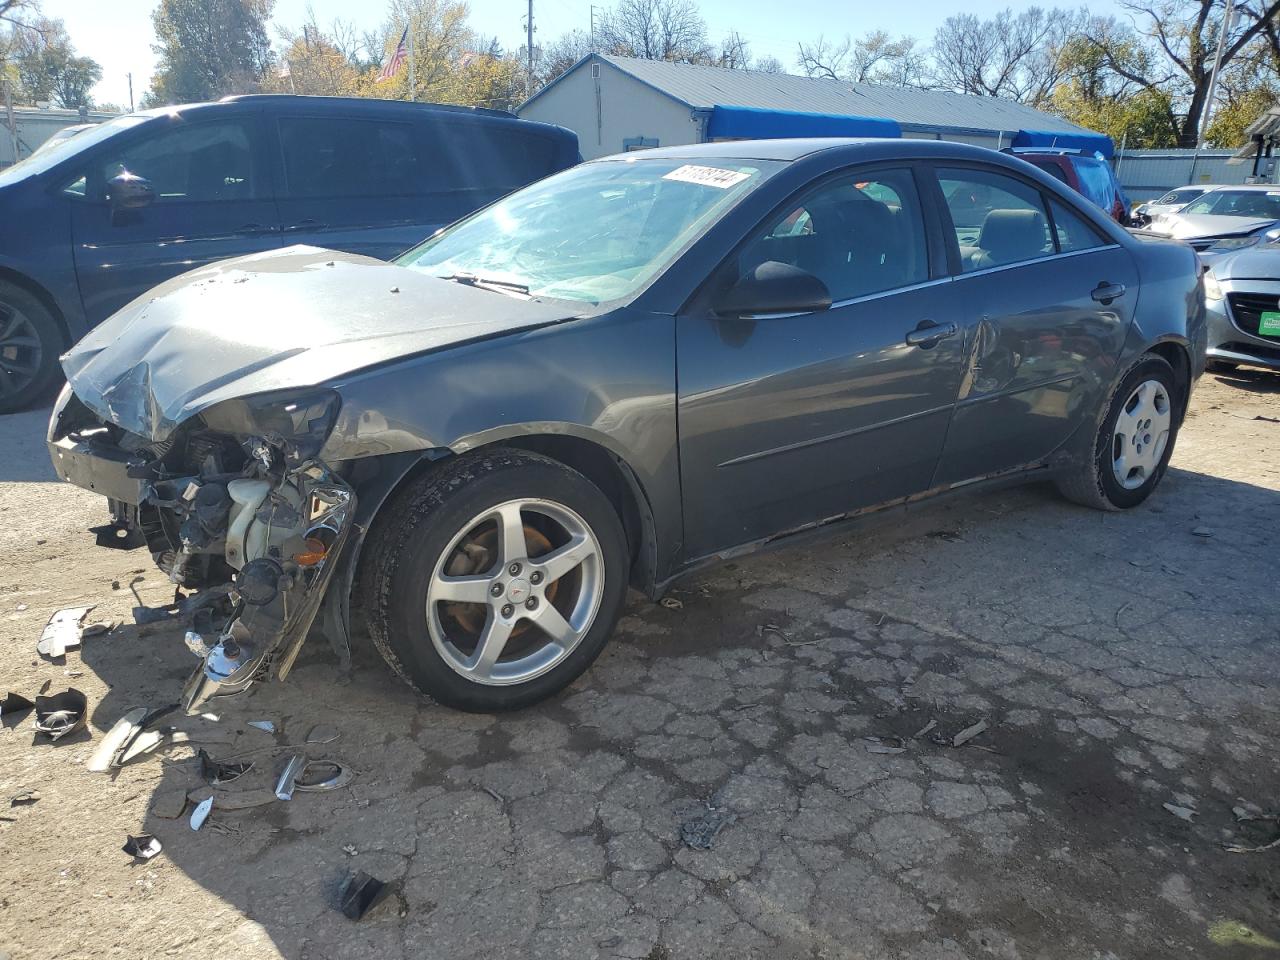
[740,275,956,320]
[955,243,1122,281]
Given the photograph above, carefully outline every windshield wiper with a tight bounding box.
[437,273,531,297]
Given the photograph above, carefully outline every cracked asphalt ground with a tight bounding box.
[1,371,1278,960]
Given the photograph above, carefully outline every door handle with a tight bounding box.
[905,320,958,348]
[1091,281,1126,304]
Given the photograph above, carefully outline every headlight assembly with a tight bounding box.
[200,388,341,466]
[1202,270,1224,302]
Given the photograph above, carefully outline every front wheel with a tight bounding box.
[363,449,629,712]
[0,281,63,414]
[1054,354,1181,511]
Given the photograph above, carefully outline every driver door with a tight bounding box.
[675,166,965,560]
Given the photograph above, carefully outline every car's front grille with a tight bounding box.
[1227,292,1280,337]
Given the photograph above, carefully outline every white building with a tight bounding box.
[1,105,119,169]
[518,54,1104,161]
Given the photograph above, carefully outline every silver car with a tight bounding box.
[1201,229,1280,373]
[1146,185,1280,248]
[1132,185,1211,227]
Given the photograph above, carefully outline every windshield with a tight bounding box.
[0,114,149,188]
[398,157,779,304]
[1182,189,1280,220]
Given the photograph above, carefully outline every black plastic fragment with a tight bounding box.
[33,688,87,741]
[197,748,253,786]
[123,834,163,860]
[679,807,737,850]
[1,692,34,728]
[339,871,398,921]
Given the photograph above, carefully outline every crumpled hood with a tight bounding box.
[1204,242,1280,280]
[62,245,576,440]
[1153,213,1276,240]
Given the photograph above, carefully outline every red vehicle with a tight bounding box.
[1004,148,1131,226]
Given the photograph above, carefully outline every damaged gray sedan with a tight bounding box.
[48,139,1206,715]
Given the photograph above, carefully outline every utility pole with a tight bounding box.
[526,0,535,98]
[1199,0,1235,147]
[590,5,599,51]
[127,73,134,112]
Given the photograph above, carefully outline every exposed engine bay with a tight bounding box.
[47,386,354,715]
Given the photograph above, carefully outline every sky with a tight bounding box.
[43,0,1128,111]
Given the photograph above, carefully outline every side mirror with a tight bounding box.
[108,172,154,210]
[715,261,832,317]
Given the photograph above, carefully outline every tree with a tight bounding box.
[269,17,366,96]
[931,7,1082,105]
[1082,0,1280,146]
[147,0,275,105]
[797,31,928,87]
[595,0,712,63]
[536,28,593,87]
[2,16,101,108]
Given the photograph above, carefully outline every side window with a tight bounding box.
[1049,199,1107,253]
[737,168,929,302]
[279,117,421,198]
[939,168,1054,271]
[101,122,255,202]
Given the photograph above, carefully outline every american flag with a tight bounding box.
[376,27,409,83]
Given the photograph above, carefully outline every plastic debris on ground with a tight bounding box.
[306,724,340,745]
[33,689,87,741]
[198,748,253,786]
[339,871,401,921]
[122,835,163,861]
[680,806,737,850]
[660,597,683,610]
[36,606,95,659]
[187,785,278,811]
[275,753,307,800]
[951,719,989,747]
[1,692,34,727]
[1162,802,1197,822]
[189,795,214,831]
[294,760,353,792]
[248,720,276,733]
[10,789,40,806]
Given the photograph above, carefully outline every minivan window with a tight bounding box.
[400,158,779,304]
[279,117,421,198]
[939,168,1053,271]
[739,169,928,301]
[100,121,256,202]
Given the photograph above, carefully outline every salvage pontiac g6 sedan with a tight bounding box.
[48,139,1206,714]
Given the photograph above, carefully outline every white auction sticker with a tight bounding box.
[662,165,751,189]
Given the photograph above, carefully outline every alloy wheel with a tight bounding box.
[0,301,43,401]
[1111,379,1171,490]
[426,498,604,685]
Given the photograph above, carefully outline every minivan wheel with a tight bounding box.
[363,448,629,712]
[1054,354,1181,511]
[0,281,63,414]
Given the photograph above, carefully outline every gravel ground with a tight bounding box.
[0,370,1278,960]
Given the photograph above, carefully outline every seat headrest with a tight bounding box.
[978,209,1045,264]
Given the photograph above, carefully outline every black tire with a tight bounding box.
[362,448,629,712]
[1054,354,1182,511]
[0,281,64,414]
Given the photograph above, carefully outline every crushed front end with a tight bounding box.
[47,385,354,714]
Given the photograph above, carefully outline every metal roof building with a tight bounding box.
[518,54,1098,160]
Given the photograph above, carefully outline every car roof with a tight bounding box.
[1198,183,1278,192]
[593,137,1018,165]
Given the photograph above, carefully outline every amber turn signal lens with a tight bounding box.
[293,537,329,567]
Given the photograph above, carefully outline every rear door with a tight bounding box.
[274,111,437,259]
[70,112,281,322]
[927,163,1138,485]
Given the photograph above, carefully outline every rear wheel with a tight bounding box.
[0,281,63,414]
[1055,354,1181,511]
[363,448,629,711]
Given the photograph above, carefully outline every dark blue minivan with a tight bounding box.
[0,94,579,411]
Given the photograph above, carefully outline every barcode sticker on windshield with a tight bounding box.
[662,165,751,189]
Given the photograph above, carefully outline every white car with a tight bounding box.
[1132,185,1212,227]
[1144,185,1280,246]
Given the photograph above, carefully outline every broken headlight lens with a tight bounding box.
[200,388,341,465]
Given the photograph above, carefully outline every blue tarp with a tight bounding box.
[1011,129,1114,159]
[707,105,901,141]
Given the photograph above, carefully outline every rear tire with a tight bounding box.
[363,448,629,712]
[0,281,63,414]
[1055,354,1181,511]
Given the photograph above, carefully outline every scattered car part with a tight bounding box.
[122,835,163,861]
[81,621,114,638]
[293,760,353,792]
[184,631,211,657]
[1223,837,1280,854]
[187,785,278,812]
[275,753,307,800]
[33,689,87,741]
[339,871,399,921]
[912,719,938,739]
[9,789,39,806]
[680,806,736,849]
[197,748,253,786]
[36,605,94,659]
[87,707,150,772]
[0,692,34,726]
[151,790,188,819]
[952,719,989,747]
[1163,802,1197,822]
[189,795,214,831]
[305,724,340,745]
[865,743,906,755]
[248,720,276,733]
